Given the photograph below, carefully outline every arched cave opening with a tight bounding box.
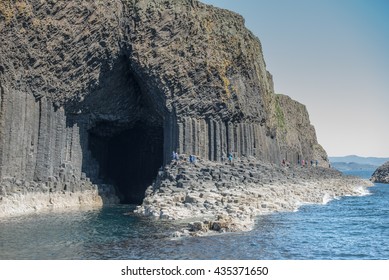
[80,55,166,205]
[88,122,163,204]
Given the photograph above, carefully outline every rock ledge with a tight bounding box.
[135,157,373,236]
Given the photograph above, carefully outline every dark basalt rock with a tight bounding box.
[371,161,389,184]
[0,0,328,204]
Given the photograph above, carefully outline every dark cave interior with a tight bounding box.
[88,122,163,204]
[83,55,165,204]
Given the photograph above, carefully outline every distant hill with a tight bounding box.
[329,155,389,167]
[331,162,378,172]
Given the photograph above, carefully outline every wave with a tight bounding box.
[353,186,371,196]
[322,193,334,205]
[293,197,331,212]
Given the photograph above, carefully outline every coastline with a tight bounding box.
[134,158,374,236]
[0,178,119,219]
[0,158,373,233]
[0,189,102,218]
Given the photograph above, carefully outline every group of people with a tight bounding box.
[172,151,197,164]
[173,151,319,168]
[281,158,319,167]
[172,151,179,161]
[172,151,234,164]
[298,159,319,167]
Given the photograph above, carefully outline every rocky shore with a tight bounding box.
[134,157,373,236]
[0,176,119,218]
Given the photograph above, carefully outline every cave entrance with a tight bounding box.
[77,55,169,205]
[89,122,163,204]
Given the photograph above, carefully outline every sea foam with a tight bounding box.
[353,186,371,196]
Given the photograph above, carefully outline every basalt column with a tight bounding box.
[176,117,281,162]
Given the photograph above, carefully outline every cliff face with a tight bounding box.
[371,162,389,184]
[0,0,327,205]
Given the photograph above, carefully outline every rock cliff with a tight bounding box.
[371,161,389,184]
[0,0,328,212]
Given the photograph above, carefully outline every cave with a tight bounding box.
[88,122,163,204]
[80,55,167,204]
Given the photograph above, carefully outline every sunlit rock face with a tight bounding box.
[371,162,389,184]
[0,0,327,204]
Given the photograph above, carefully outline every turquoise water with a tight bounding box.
[1,170,388,259]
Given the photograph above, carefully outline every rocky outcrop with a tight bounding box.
[1,0,327,215]
[371,161,389,184]
[134,158,372,236]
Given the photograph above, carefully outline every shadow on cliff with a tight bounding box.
[64,55,166,205]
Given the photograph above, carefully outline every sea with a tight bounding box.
[0,170,388,260]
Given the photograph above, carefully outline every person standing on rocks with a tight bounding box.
[228,152,233,164]
[189,154,196,164]
[172,151,179,162]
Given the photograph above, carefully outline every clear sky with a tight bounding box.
[200,0,389,157]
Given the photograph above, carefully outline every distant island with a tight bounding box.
[329,155,389,171]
